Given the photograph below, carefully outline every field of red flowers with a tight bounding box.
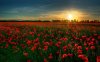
[0,22,100,62]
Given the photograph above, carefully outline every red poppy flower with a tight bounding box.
[97,56,100,62]
[5,43,9,48]
[27,59,31,62]
[34,38,39,43]
[31,46,36,52]
[57,41,61,45]
[20,44,26,49]
[77,46,82,50]
[27,40,32,46]
[90,46,95,50]
[78,54,88,62]
[44,58,48,62]
[49,41,53,46]
[62,54,68,59]
[77,50,82,54]
[23,52,28,57]
[48,53,53,59]
[68,53,73,57]
[63,46,67,52]
[63,46,67,49]
[63,38,68,42]
[43,42,49,46]
[84,42,87,46]
[44,46,48,51]
[98,35,100,40]
[29,32,34,35]
[85,47,89,51]
[90,41,94,45]
[78,54,84,59]
[56,51,60,55]
[74,43,78,47]
[55,43,60,48]
[93,34,97,36]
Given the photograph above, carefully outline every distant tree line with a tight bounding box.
[0,19,100,23]
[79,20,100,23]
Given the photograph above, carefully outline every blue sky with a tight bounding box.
[0,0,100,20]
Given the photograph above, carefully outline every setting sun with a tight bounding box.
[64,10,81,21]
[67,14,73,20]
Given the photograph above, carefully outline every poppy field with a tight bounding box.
[0,22,100,62]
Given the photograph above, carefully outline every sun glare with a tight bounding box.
[67,14,73,20]
[64,10,81,21]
